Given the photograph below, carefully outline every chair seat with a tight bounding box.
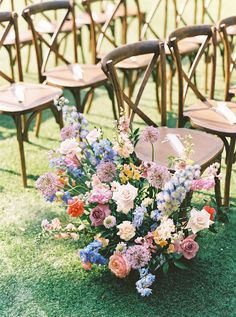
[165,39,199,55]
[3,29,32,46]
[75,12,108,26]
[226,25,236,36]
[44,64,107,89]
[187,33,222,45]
[184,99,236,136]
[35,19,76,34]
[114,6,145,18]
[135,126,223,168]
[0,82,62,114]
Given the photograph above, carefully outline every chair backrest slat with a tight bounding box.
[0,11,23,83]
[22,0,77,83]
[101,40,167,127]
[168,24,216,127]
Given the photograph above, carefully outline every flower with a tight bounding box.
[66,223,76,230]
[59,138,81,157]
[81,261,92,270]
[60,125,77,141]
[153,216,176,241]
[113,183,138,214]
[80,240,107,265]
[67,198,84,217]
[115,242,127,253]
[89,204,111,226]
[146,163,171,189]
[113,133,134,158]
[140,126,159,143]
[136,269,155,297]
[36,172,59,200]
[118,116,130,133]
[89,186,112,204]
[108,252,131,278]
[174,234,199,259]
[125,245,151,269]
[86,128,102,144]
[103,215,116,228]
[96,161,116,182]
[191,178,215,191]
[51,218,62,230]
[132,206,146,228]
[41,219,52,231]
[117,221,136,241]
[203,206,216,221]
[142,197,153,207]
[185,208,214,234]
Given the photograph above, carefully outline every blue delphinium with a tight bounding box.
[133,206,146,228]
[136,268,156,297]
[80,240,107,265]
[92,139,117,164]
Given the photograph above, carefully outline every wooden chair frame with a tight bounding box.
[0,11,63,187]
[168,25,217,128]
[218,16,236,101]
[202,0,222,24]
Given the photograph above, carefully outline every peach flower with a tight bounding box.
[108,252,131,278]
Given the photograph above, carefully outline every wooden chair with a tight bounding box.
[219,16,236,101]
[0,11,63,187]
[201,0,222,24]
[82,0,150,107]
[101,40,223,207]
[140,0,200,110]
[168,24,235,207]
[22,0,116,134]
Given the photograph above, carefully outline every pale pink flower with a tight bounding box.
[89,186,112,204]
[140,126,159,143]
[191,178,215,191]
[174,234,199,259]
[51,218,62,230]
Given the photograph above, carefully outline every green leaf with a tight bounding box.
[162,262,169,274]
[174,261,189,270]
[174,253,183,260]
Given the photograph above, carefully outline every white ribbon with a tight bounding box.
[166,133,186,158]
[215,102,236,125]
[13,84,25,103]
[72,64,84,81]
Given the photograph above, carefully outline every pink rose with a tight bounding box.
[174,234,199,260]
[89,187,112,204]
[108,252,131,278]
[90,204,111,226]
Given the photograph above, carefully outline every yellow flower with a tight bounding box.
[95,234,109,247]
[167,244,175,254]
[158,240,168,247]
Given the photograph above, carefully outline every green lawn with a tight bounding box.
[1,1,236,316]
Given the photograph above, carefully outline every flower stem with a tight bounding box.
[151,143,154,162]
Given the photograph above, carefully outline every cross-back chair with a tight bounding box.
[22,0,116,131]
[82,0,152,110]
[202,0,222,24]
[140,0,200,110]
[219,16,236,101]
[0,11,62,187]
[169,24,235,207]
[101,40,223,208]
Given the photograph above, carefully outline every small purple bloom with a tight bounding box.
[96,161,116,182]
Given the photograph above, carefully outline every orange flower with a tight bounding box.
[81,261,92,271]
[67,198,84,217]
[203,206,215,221]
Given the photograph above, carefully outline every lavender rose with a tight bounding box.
[174,234,199,260]
[89,204,111,226]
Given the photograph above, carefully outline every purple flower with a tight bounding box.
[36,172,59,200]
[125,245,151,269]
[140,126,159,144]
[96,161,116,182]
[60,125,77,141]
[146,163,171,189]
[132,206,146,228]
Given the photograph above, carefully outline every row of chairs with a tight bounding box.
[0,1,236,206]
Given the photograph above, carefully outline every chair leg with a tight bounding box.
[84,90,95,114]
[35,112,42,137]
[15,115,27,187]
[50,106,63,130]
[104,82,117,120]
[72,88,82,113]
[224,137,236,207]
[214,155,222,208]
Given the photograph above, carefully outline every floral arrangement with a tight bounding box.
[37,99,220,296]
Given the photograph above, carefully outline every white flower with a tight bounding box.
[59,138,81,158]
[115,242,127,253]
[185,208,214,234]
[112,183,138,214]
[117,221,136,241]
[155,216,176,240]
[86,128,102,144]
[142,197,153,207]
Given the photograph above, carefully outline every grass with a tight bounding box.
[0,1,236,316]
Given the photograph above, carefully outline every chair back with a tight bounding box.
[202,0,222,24]
[173,0,199,28]
[141,0,175,40]
[22,0,77,83]
[0,11,23,83]
[168,25,217,127]
[218,16,236,101]
[82,0,143,63]
[101,40,167,127]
